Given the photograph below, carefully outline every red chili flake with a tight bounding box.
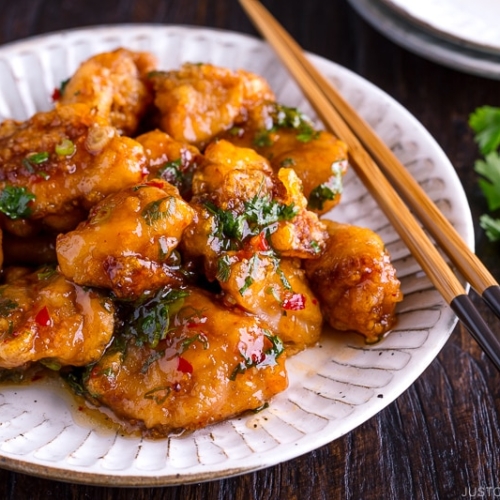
[282,293,306,311]
[257,231,270,251]
[51,87,61,101]
[35,306,52,326]
[251,351,266,364]
[177,356,193,374]
[235,249,253,261]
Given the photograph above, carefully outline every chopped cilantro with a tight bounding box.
[141,196,175,226]
[229,329,284,380]
[253,103,320,148]
[253,129,274,148]
[245,193,298,227]
[205,193,298,251]
[61,369,89,397]
[474,152,500,211]
[157,158,183,185]
[216,254,232,282]
[37,266,57,281]
[480,214,500,241]
[125,288,190,348]
[469,106,500,241]
[205,202,246,249]
[238,253,260,295]
[307,160,344,211]
[0,185,36,219]
[144,386,171,404]
[59,78,70,98]
[469,106,500,155]
[239,275,254,296]
[180,332,209,353]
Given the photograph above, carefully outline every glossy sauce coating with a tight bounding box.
[304,220,403,343]
[0,103,147,235]
[84,287,287,436]
[0,268,115,369]
[58,48,157,136]
[56,180,195,299]
[149,62,275,148]
[0,49,403,437]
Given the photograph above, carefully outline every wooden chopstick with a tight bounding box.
[241,0,500,323]
[239,0,500,370]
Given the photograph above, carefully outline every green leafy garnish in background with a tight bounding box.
[469,105,500,241]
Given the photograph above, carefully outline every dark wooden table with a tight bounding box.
[0,1,499,498]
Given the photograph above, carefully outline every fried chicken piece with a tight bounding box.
[220,255,323,353]
[304,220,403,343]
[0,267,115,369]
[56,180,195,299]
[149,62,275,148]
[83,286,287,436]
[0,103,147,235]
[135,129,203,199]
[218,102,349,214]
[58,48,157,135]
[182,140,327,277]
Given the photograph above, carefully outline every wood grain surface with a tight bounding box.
[0,1,499,498]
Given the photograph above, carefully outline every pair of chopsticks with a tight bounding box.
[239,0,500,370]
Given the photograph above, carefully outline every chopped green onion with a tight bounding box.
[55,139,76,157]
[26,152,49,164]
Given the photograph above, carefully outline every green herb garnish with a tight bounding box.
[252,103,319,148]
[469,106,500,241]
[125,288,190,348]
[229,329,284,380]
[157,158,183,185]
[205,193,298,250]
[141,196,176,226]
[307,160,344,211]
[0,185,36,219]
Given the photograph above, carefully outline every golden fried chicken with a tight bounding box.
[149,62,275,148]
[0,103,147,235]
[182,140,327,277]
[178,140,324,351]
[0,267,115,369]
[219,255,323,353]
[218,102,349,214]
[136,129,203,199]
[83,286,287,436]
[57,48,157,135]
[304,220,403,343]
[56,180,195,299]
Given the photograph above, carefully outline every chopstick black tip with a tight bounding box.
[482,285,500,321]
[451,294,500,371]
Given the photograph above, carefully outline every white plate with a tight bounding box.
[0,25,473,486]
[380,0,500,55]
[348,0,500,80]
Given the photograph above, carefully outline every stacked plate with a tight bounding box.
[347,0,500,79]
